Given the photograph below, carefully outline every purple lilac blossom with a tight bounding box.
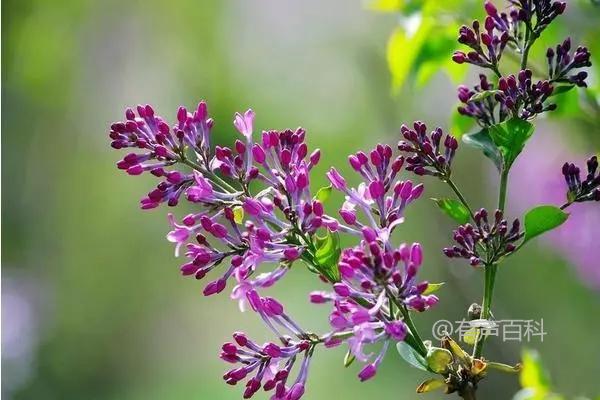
[443,208,521,266]
[109,101,438,399]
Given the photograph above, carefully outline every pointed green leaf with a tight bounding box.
[468,90,502,103]
[232,206,244,224]
[343,350,356,367]
[462,128,502,171]
[416,378,447,393]
[314,185,332,203]
[432,198,470,224]
[397,341,428,371]
[487,361,522,374]
[549,85,575,97]
[487,118,535,170]
[523,205,569,244]
[313,231,341,282]
[422,282,444,295]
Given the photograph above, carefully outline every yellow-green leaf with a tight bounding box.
[520,349,551,392]
[422,282,444,295]
[416,378,447,393]
[314,185,332,203]
[387,18,433,94]
[426,347,453,373]
[487,361,522,374]
[233,206,244,224]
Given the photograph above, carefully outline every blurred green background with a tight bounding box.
[2,0,599,399]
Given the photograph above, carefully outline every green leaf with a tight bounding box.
[426,347,453,374]
[397,341,428,371]
[487,361,522,374]
[422,282,444,295]
[343,350,356,367]
[462,128,503,171]
[523,205,569,244]
[487,118,535,170]
[432,198,470,224]
[549,85,575,97]
[313,231,341,282]
[314,185,332,203]
[468,90,502,102]
[520,349,552,393]
[387,18,434,93]
[232,206,244,224]
[416,378,447,393]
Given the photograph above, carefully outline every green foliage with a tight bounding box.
[387,18,434,93]
[314,185,332,203]
[523,206,569,244]
[422,282,444,295]
[426,347,453,374]
[432,198,470,224]
[462,128,503,171]
[397,341,429,371]
[312,230,342,282]
[487,118,535,171]
[463,118,535,173]
[416,378,447,393]
[513,349,564,400]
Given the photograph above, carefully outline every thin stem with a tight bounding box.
[180,157,239,193]
[446,177,476,222]
[498,167,509,212]
[521,24,540,70]
[473,263,498,358]
[560,202,571,210]
[399,305,428,356]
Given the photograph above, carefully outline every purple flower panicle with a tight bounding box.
[109,102,438,399]
[547,38,592,87]
[443,208,522,266]
[562,156,600,204]
[398,122,458,178]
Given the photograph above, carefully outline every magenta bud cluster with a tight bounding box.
[398,122,458,179]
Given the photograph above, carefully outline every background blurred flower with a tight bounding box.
[504,127,600,288]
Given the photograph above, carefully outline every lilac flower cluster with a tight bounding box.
[221,290,314,399]
[452,1,591,127]
[547,38,592,87]
[562,156,600,205]
[397,122,458,178]
[328,144,424,230]
[109,101,438,399]
[496,70,555,119]
[457,75,501,126]
[452,9,510,72]
[443,209,522,266]
[316,146,438,381]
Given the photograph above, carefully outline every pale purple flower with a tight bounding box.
[233,109,256,139]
